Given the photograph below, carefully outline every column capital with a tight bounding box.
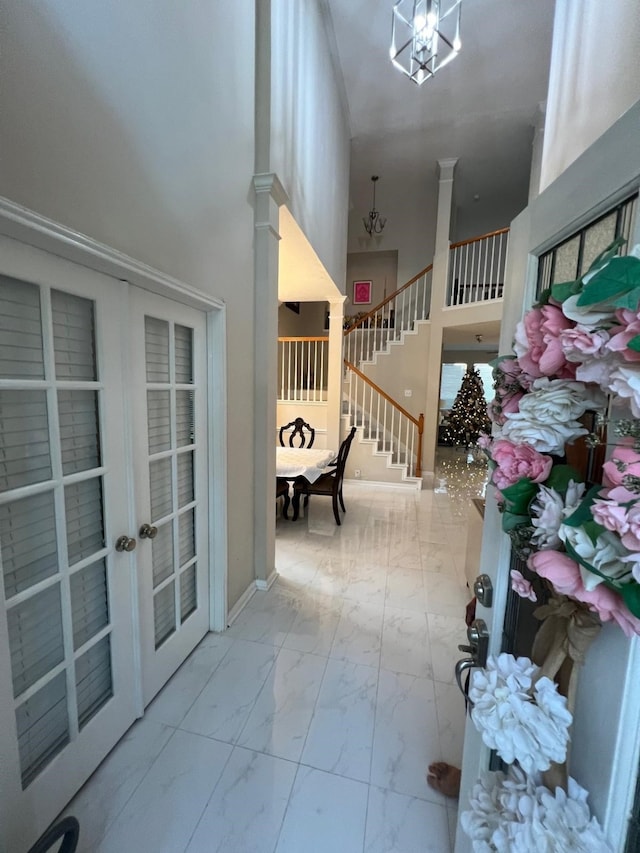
[253,172,289,206]
[437,158,458,181]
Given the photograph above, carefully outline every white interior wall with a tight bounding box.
[0,0,257,609]
[540,0,640,191]
[270,0,351,291]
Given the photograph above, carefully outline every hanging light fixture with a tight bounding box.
[363,175,387,236]
[390,0,462,86]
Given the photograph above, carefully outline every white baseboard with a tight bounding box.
[422,471,435,489]
[226,581,257,627]
[256,570,278,591]
[344,478,420,491]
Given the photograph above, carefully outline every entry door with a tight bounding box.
[129,289,210,706]
[0,238,137,853]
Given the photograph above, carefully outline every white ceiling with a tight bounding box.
[324,0,556,232]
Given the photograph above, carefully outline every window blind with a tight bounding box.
[70,560,109,650]
[174,324,193,383]
[0,491,58,599]
[8,584,64,698]
[151,523,174,588]
[149,458,172,521]
[147,391,171,454]
[51,290,96,381]
[180,565,197,623]
[145,317,170,383]
[176,391,194,446]
[154,582,176,648]
[75,635,112,729]
[64,477,104,566]
[178,509,195,566]
[0,277,44,380]
[0,390,52,492]
[177,451,194,507]
[16,671,69,789]
[58,390,101,475]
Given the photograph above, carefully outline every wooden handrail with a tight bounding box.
[449,226,510,251]
[343,263,433,335]
[278,336,329,342]
[344,360,422,428]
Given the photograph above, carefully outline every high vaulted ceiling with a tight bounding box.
[324,0,556,237]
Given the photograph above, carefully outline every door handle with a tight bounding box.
[453,618,489,710]
[139,523,158,539]
[115,535,137,552]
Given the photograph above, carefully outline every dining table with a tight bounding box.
[276,446,336,519]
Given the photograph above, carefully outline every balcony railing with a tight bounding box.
[447,227,509,307]
[277,336,328,401]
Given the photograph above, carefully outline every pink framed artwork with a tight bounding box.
[353,280,372,305]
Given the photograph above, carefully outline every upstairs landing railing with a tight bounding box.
[344,360,423,478]
[447,227,509,307]
[343,264,432,368]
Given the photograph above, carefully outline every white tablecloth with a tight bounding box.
[276,447,336,484]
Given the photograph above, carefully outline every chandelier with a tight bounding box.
[390,0,462,86]
[363,176,387,236]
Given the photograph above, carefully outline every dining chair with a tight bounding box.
[293,426,356,524]
[276,476,291,519]
[279,417,315,449]
[27,817,79,853]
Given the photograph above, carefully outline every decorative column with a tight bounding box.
[253,173,287,587]
[326,296,346,452]
[422,158,457,484]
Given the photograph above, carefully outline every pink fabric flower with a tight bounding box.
[621,505,640,552]
[559,325,610,362]
[528,550,640,637]
[602,440,640,488]
[510,570,537,602]
[591,499,630,536]
[477,433,492,450]
[491,439,553,490]
[606,308,640,362]
[514,305,576,380]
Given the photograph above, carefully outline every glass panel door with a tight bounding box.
[0,239,136,853]
[129,289,209,706]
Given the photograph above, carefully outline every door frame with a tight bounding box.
[0,198,229,648]
[456,104,640,852]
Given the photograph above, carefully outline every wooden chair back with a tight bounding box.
[279,417,315,449]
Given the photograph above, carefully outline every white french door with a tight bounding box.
[128,289,210,706]
[0,238,137,853]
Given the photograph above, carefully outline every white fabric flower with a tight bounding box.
[558,525,633,590]
[608,366,640,418]
[469,654,571,775]
[499,413,587,455]
[518,378,606,423]
[461,766,613,853]
[530,481,585,549]
[560,294,615,328]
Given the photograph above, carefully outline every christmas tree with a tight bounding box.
[441,367,491,446]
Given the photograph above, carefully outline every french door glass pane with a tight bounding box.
[147,391,171,454]
[174,325,193,383]
[0,491,58,598]
[154,582,176,648]
[58,390,101,475]
[151,523,174,588]
[176,391,194,446]
[179,509,195,566]
[16,671,69,789]
[0,390,51,491]
[65,477,104,565]
[70,559,109,650]
[51,290,97,381]
[76,635,113,729]
[180,565,197,622]
[8,584,64,697]
[177,451,194,507]
[149,458,173,521]
[552,235,580,283]
[580,212,617,274]
[0,277,44,379]
[145,317,170,383]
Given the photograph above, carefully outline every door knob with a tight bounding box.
[139,523,158,539]
[473,574,493,608]
[115,535,137,552]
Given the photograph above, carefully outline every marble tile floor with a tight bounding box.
[64,448,488,853]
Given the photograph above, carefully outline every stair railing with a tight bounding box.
[344,360,423,478]
[343,264,432,369]
[447,227,510,307]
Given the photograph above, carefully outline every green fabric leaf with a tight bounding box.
[620,583,640,619]
[612,287,640,311]
[501,512,531,532]
[582,519,607,545]
[544,464,583,493]
[627,335,640,353]
[551,279,582,303]
[535,287,552,307]
[500,478,538,515]
[576,256,640,307]
[585,235,627,273]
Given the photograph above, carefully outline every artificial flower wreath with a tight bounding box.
[481,238,640,636]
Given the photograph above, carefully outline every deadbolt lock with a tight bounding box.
[473,573,493,608]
